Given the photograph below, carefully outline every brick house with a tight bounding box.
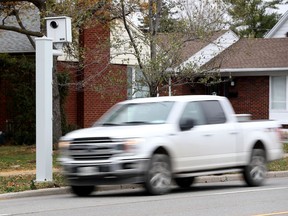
[212,10,288,125]
[202,37,288,124]
[156,33,288,125]
[264,10,288,126]
[1,12,288,135]
[65,22,129,128]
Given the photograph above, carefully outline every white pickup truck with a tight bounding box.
[58,95,283,196]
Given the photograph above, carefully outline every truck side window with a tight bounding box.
[180,102,206,125]
[200,100,226,124]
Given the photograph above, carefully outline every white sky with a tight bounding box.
[277,4,288,14]
[128,2,288,27]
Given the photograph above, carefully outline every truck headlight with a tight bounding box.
[58,141,70,149]
[123,138,144,153]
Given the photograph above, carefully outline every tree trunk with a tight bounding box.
[149,83,158,97]
[52,57,62,148]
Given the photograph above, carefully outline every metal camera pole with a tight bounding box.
[35,16,71,182]
[35,37,53,182]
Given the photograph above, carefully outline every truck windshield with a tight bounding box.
[97,101,175,126]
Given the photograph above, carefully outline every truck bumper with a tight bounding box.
[60,158,149,186]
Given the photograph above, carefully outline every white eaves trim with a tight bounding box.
[220,67,288,73]
[264,10,288,38]
[177,30,239,70]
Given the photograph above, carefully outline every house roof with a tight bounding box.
[1,9,288,73]
[156,30,232,64]
[0,30,36,53]
[205,38,288,70]
[178,30,239,68]
[0,7,40,53]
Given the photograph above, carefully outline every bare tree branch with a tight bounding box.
[120,0,143,70]
[0,24,43,36]
[13,7,36,48]
[0,0,46,10]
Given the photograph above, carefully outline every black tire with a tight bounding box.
[144,154,172,195]
[174,177,195,189]
[243,149,267,187]
[71,185,95,197]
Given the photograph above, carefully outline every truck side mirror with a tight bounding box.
[179,118,195,131]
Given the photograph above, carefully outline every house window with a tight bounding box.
[127,66,149,99]
[271,76,287,110]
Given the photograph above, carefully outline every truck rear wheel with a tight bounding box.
[243,149,267,187]
[174,177,195,189]
[71,185,95,197]
[144,154,172,195]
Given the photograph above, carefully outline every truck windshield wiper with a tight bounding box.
[123,121,151,125]
[102,123,120,126]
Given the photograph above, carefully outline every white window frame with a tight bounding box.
[269,76,288,124]
[270,76,287,110]
[127,66,149,99]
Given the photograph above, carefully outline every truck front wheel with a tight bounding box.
[243,149,267,187]
[144,154,172,195]
[71,185,95,197]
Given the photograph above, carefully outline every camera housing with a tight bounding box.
[45,16,72,43]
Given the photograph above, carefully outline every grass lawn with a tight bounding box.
[0,145,65,194]
[0,173,66,194]
[267,142,288,171]
[0,145,60,172]
[0,143,287,194]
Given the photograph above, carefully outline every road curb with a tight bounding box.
[1,171,288,200]
[0,187,70,200]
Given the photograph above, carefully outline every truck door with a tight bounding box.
[174,100,238,173]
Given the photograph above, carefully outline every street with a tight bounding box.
[0,177,288,216]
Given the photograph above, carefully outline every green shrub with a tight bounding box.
[0,54,35,145]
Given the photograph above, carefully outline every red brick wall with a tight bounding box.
[55,22,128,129]
[159,78,206,96]
[169,76,269,120]
[229,76,269,120]
[80,23,128,128]
[172,84,192,96]
[81,65,127,128]
[57,62,79,127]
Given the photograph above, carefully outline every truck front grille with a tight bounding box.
[69,137,123,161]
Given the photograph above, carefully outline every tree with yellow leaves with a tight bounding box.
[0,0,228,143]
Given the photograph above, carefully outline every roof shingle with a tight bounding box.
[206,38,288,69]
[0,6,40,53]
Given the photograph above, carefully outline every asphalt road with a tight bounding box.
[0,177,288,216]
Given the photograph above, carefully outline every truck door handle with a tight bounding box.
[204,134,213,137]
[229,131,238,135]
